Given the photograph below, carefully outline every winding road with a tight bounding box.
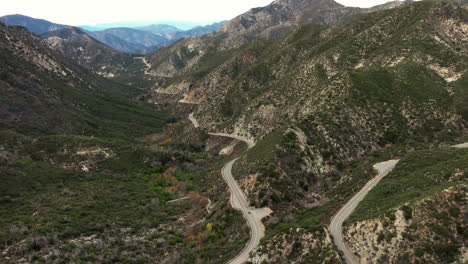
[189,113,272,264]
[135,57,155,76]
[329,159,399,264]
[190,109,468,264]
[330,141,468,264]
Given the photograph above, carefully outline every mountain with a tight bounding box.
[88,27,169,54]
[129,0,467,261]
[1,0,468,263]
[141,0,418,84]
[41,27,135,78]
[0,21,238,264]
[81,21,203,31]
[164,1,466,263]
[135,24,180,38]
[0,14,68,34]
[0,15,226,55]
[0,22,167,136]
[172,21,228,40]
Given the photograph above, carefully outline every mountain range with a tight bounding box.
[0,0,467,263]
[0,15,227,54]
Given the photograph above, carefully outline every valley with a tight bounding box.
[1,0,467,263]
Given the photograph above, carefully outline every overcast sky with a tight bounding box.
[0,0,397,26]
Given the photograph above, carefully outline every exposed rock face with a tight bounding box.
[344,185,468,264]
[41,27,135,78]
[250,228,340,263]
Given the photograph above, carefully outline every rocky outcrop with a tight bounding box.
[250,228,340,263]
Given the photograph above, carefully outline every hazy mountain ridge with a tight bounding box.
[41,27,135,78]
[88,27,168,54]
[0,15,226,55]
[0,14,68,34]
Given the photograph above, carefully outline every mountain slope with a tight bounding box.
[0,21,256,264]
[88,27,168,54]
[344,146,468,263]
[135,24,180,38]
[0,22,167,137]
[41,27,135,78]
[172,21,228,40]
[153,1,467,262]
[141,0,419,89]
[0,14,68,34]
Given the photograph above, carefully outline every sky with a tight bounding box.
[0,0,399,26]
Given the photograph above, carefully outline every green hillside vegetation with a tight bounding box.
[348,146,468,222]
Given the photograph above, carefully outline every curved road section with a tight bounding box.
[329,159,400,264]
[189,114,271,264]
[221,158,272,264]
[329,141,468,264]
[210,132,271,264]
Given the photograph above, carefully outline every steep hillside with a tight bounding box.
[141,0,418,85]
[212,0,467,213]
[0,22,167,137]
[174,0,467,139]
[172,21,228,40]
[157,1,467,263]
[41,27,135,78]
[0,22,256,264]
[0,14,68,34]
[345,147,468,263]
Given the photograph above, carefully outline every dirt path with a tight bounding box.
[135,57,155,76]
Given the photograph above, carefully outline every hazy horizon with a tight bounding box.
[0,0,402,26]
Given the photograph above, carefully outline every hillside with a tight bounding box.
[1,0,468,263]
[140,0,419,85]
[345,147,467,263]
[153,1,467,263]
[0,21,256,264]
[41,27,136,78]
[0,22,167,137]
[0,14,68,34]
[88,27,168,54]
